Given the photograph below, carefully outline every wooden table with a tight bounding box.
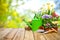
[0,28,60,40]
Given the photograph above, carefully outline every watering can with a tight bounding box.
[24,14,42,31]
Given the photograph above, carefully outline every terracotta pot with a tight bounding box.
[53,27,58,31]
[39,26,44,30]
[44,28,50,31]
[25,27,31,30]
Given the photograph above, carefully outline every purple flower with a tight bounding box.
[42,14,52,19]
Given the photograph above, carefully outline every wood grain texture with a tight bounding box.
[52,33,60,40]
[0,28,60,40]
[24,30,34,40]
[34,32,46,40]
[13,28,25,40]
[0,28,13,40]
[0,28,4,32]
[4,28,18,40]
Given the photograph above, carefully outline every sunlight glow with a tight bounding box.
[11,0,56,15]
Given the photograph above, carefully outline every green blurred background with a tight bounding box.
[0,0,60,28]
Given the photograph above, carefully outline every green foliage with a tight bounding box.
[0,0,60,29]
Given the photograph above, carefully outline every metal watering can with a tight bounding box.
[24,14,42,31]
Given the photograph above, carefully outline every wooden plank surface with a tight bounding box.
[4,28,18,40]
[34,32,46,40]
[0,28,4,32]
[43,33,57,40]
[24,30,34,40]
[0,28,13,40]
[52,33,60,40]
[0,28,60,40]
[13,28,25,40]
[58,29,60,35]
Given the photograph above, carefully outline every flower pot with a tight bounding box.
[39,26,44,30]
[44,28,50,31]
[53,27,58,31]
[25,27,31,31]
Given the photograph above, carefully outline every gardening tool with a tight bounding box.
[24,14,42,31]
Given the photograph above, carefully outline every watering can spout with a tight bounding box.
[23,19,32,28]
